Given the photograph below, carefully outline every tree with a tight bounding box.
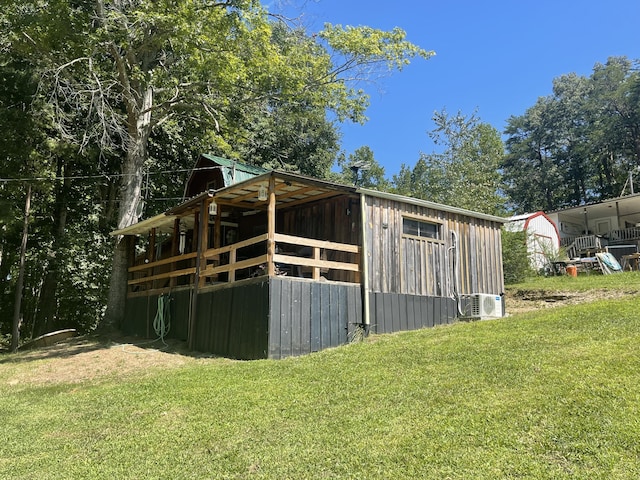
[503,56,640,213]
[502,97,569,213]
[393,109,505,215]
[4,0,433,329]
[334,146,390,190]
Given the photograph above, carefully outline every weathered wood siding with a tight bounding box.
[369,293,456,334]
[280,195,361,283]
[449,215,504,295]
[364,195,504,297]
[268,277,361,359]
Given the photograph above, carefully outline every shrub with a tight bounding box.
[501,228,535,284]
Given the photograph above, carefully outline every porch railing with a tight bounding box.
[609,227,640,243]
[127,233,361,296]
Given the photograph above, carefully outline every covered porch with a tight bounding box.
[111,171,364,358]
[548,194,640,259]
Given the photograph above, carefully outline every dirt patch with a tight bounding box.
[1,334,222,387]
[504,289,637,315]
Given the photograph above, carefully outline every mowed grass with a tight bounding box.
[2,279,640,479]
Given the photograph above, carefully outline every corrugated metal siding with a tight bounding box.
[364,195,504,297]
[369,293,456,334]
[268,277,362,359]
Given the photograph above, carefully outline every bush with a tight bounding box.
[502,228,535,284]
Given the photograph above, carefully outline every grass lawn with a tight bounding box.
[1,275,640,479]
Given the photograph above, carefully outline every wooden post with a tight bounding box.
[214,204,221,249]
[188,202,206,350]
[199,201,210,287]
[149,227,156,290]
[266,175,276,276]
[170,218,179,287]
[312,246,320,280]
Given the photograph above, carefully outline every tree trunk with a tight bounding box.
[103,86,153,329]
[34,159,69,337]
[11,184,32,352]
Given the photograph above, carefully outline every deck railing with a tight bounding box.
[608,227,640,243]
[127,233,361,296]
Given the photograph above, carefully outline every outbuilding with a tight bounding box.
[505,211,560,271]
[112,162,507,359]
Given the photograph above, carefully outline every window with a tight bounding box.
[403,217,441,240]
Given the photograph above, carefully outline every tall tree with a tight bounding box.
[394,110,505,215]
[4,0,433,328]
[503,56,640,213]
[335,146,390,190]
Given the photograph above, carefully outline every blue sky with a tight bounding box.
[278,0,640,178]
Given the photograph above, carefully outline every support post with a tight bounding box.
[266,175,276,276]
[188,201,206,350]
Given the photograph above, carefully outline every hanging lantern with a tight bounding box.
[208,200,217,215]
[257,183,268,202]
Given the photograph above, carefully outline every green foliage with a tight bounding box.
[334,145,391,189]
[0,0,434,333]
[502,228,535,284]
[393,109,505,215]
[3,289,640,478]
[503,56,640,213]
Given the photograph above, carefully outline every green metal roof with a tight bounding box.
[200,154,269,187]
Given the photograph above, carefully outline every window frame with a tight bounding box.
[401,215,444,243]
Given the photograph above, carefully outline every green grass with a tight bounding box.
[2,278,640,478]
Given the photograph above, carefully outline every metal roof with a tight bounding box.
[359,188,508,223]
[113,171,507,236]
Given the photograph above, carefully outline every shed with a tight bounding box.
[112,164,507,359]
[505,212,560,271]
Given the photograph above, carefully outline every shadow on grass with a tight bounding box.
[0,331,212,365]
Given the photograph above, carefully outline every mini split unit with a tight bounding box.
[463,293,503,319]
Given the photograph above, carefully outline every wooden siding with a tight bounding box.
[364,195,504,296]
[369,293,456,334]
[268,277,362,359]
[280,195,361,283]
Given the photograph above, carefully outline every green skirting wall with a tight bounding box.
[122,277,362,360]
[122,282,457,359]
[368,292,456,335]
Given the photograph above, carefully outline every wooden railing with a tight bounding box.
[272,233,360,282]
[200,233,269,283]
[608,227,640,243]
[127,233,361,296]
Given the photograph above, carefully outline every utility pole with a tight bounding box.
[11,184,32,352]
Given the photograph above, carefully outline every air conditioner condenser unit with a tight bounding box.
[467,293,503,319]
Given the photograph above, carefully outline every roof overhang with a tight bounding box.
[359,188,508,223]
[170,171,357,215]
[547,194,640,224]
[110,213,178,236]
